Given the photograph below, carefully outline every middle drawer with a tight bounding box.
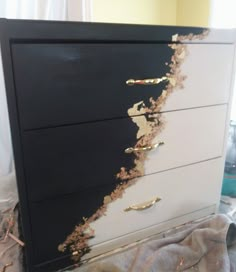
[23,104,227,201]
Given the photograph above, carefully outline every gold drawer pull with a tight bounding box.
[124,196,161,212]
[125,141,164,154]
[126,77,168,86]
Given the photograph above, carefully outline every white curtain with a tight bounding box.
[210,0,236,121]
[0,0,91,210]
[0,0,92,21]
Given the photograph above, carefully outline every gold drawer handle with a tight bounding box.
[125,141,164,154]
[124,196,161,212]
[126,77,168,86]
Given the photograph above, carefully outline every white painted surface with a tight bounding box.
[83,205,216,262]
[144,105,227,174]
[163,44,234,112]
[89,158,223,247]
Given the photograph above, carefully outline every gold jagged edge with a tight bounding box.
[58,30,209,263]
[116,42,189,180]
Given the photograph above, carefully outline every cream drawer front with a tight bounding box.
[141,105,227,175]
[89,158,222,247]
[162,44,234,111]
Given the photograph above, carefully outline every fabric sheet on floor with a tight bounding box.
[77,214,236,272]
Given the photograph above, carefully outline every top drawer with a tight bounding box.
[11,43,233,130]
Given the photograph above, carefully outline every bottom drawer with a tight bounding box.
[89,158,223,246]
[30,158,223,270]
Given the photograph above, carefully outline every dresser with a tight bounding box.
[0,19,235,272]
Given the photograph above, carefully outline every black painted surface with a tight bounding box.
[23,117,138,201]
[0,18,213,43]
[0,19,223,272]
[30,185,116,265]
[12,43,172,130]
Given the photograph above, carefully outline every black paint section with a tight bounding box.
[30,184,116,265]
[0,18,213,44]
[0,19,216,272]
[22,117,138,201]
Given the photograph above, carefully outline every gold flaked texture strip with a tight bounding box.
[116,42,188,181]
[58,30,209,263]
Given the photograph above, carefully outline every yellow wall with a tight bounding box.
[92,0,210,27]
[92,0,176,25]
[92,0,160,25]
[159,0,177,25]
[177,0,210,27]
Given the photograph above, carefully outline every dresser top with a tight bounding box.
[0,18,235,44]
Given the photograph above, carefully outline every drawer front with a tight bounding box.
[29,158,223,266]
[23,105,227,201]
[88,158,223,246]
[23,117,138,201]
[144,104,227,174]
[162,44,234,111]
[12,43,233,130]
[30,184,116,265]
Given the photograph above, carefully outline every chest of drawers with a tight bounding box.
[0,19,235,272]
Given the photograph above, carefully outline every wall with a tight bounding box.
[159,0,177,25]
[92,0,210,27]
[92,0,176,25]
[176,0,210,27]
